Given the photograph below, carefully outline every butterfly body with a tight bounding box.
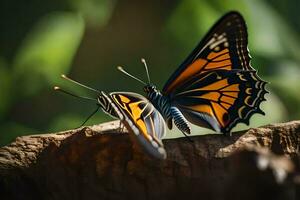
[144,85,191,134]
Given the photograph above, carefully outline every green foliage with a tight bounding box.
[68,0,116,26]
[269,61,300,119]
[13,12,84,97]
[167,0,219,49]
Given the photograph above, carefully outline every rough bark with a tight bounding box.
[0,120,299,200]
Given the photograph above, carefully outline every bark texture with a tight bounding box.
[0,120,300,200]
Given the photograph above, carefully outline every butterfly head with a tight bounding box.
[143,84,157,94]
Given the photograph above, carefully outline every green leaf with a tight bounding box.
[13,12,85,97]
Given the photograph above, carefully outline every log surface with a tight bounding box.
[0,120,299,200]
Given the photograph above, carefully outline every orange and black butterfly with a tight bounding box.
[119,11,267,141]
[56,11,267,160]
[159,11,268,135]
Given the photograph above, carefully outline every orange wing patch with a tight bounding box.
[177,76,241,128]
[113,95,149,137]
[207,48,229,59]
[205,59,231,69]
[221,102,231,109]
[199,92,221,101]
[204,48,232,71]
[213,53,230,61]
[166,58,207,93]
[198,79,229,91]
[220,96,235,105]
[128,102,147,136]
[120,95,130,103]
[223,92,238,98]
[220,84,239,91]
[164,47,234,93]
[211,102,229,127]
[184,104,213,116]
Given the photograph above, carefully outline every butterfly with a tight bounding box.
[55,11,267,160]
[55,75,167,159]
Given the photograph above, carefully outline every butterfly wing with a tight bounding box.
[109,92,167,159]
[162,11,268,134]
[171,69,267,134]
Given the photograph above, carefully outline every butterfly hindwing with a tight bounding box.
[171,70,267,134]
[162,11,268,134]
[110,92,167,159]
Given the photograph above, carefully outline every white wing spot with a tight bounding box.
[210,37,227,50]
[217,34,224,40]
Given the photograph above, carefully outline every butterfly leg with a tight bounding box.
[223,130,232,137]
[118,120,128,134]
[117,120,124,133]
[181,131,194,142]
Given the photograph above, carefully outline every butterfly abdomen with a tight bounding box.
[170,107,191,134]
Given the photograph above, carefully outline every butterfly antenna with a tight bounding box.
[61,74,100,93]
[117,66,147,85]
[54,86,100,128]
[54,86,97,102]
[141,58,151,84]
[77,106,101,128]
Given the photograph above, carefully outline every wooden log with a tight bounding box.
[0,120,299,200]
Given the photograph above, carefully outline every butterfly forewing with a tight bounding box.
[162,11,268,134]
[163,11,253,94]
[110,92,167,159]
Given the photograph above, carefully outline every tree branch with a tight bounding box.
[0,121,299,200]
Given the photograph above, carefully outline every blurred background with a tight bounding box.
[0,0,299,146]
